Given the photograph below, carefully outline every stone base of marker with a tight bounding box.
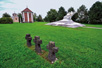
[51,58,58,64]
[25,34,32,47]
[47,41,59,63]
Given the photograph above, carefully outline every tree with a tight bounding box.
[77,5,88,23]
[18,13,22,23]
[44,16,49,22]
[36,15,43,22]
[56,6,67,21]
[72,12,78,22]
[89,1,102,24]
[45,9,57,22]
[33,13,37,22]
[68,7,75,12]
[2,13,11,17]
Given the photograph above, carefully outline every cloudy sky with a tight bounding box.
[0,0,101,18]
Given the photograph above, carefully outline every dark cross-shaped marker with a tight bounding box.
[47,41,58,63]
[25,34,32,47]
[33,36,42,53]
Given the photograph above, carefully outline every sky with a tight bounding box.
[0,0,101,18]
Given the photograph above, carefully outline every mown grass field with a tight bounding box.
[0,22,102,68]
[85,24,102,28]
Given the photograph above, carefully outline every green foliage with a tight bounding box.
[33,13,37,22]
[46,9,58,22]
[72,12,78,22]
[44,16,49,22]
[36,15,43,22]
[18,13,23,23]
[2,13,11,17]
[56,6,67,21]
[0,22,102,68]
[44,2,102,24]
[0,17,13,24]
[89,1,102,24]
[44,7,66,22]
[68,7,75,12]
[77,5,88,24]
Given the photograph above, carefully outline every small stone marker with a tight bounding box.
[33,36,42,53]
[25,34,32,47]
[47,41,58,63]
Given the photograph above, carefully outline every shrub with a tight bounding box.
[0,17,13,24]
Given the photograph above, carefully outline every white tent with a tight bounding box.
[46,12,85,28]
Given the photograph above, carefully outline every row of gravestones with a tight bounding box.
[25,34,59,63]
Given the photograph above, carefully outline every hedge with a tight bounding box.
[0,17,13,24]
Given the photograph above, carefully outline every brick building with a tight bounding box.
[22,8,34,23]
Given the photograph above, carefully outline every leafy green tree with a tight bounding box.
[44,16,49,22]
[2,13,11,17]
[72,12,78,22]
[33,13,37,22]
[36,15,43,22]
[45,9,57,22]
[18,13,22,23]
[77,5,88,23]
[56,6,67,21]
[68,7,75,12]
[89,1,102,24]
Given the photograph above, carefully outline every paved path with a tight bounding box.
[84,27,102,29]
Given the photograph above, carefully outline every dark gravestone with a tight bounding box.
[47,41,58,63]
[25,34,32,47]
[33,36,42,53]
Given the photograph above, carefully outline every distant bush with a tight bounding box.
[0,17,13,24]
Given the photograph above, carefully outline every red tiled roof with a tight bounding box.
[22,8,33,12]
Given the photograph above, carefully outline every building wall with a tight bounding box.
[29,13,32,22]
[22,12,33,23]
[24,12,28,22]
[13,17,19,22]
[12,14,19,22]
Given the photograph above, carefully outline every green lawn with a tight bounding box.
[85,24,102,28]
[0,22,102,68]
